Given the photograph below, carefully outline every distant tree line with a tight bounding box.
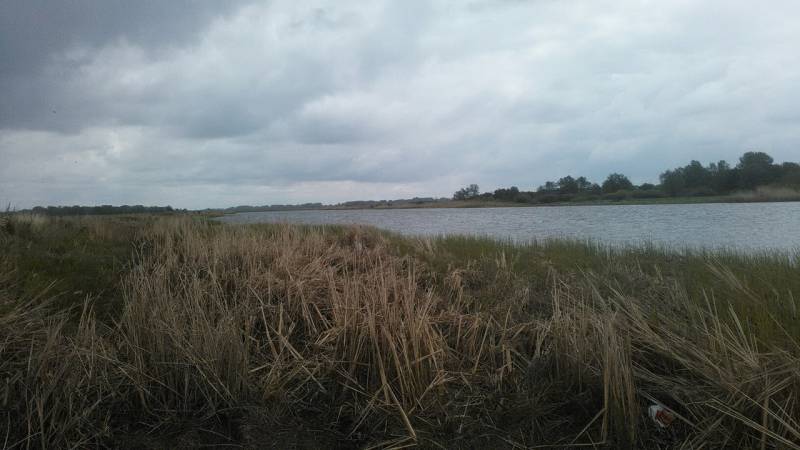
[205,203,325,214]
[26,205,178,215]
[336,197,449,208]
[202,197,452,213]
[453,151,800,204]
[659,151,800,196]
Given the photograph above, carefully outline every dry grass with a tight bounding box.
[0,280,118,448]
[1,216,799,448]
[729,186,800,202]
[0,213,48,238]
[10,213,47,228]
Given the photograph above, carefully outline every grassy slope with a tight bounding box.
[1,214,799,448]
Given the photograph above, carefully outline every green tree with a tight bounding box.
[453,184,480,200]
[557,176,579,194]
[575,176,591,191]
[779,162,800,187]
[638,183,656,191]
[737,151,776,189]
[538,181,558,193]
[602,173,633,193]
[709,160,738,193]
[659,169,685,196]
[683,160,711,188]
[493,186,519,201]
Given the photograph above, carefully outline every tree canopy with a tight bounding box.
[26,205,177,215]
[656,151,798,196]
[453,184,480,200]
[601,173,634,193]
[460,151,799,205]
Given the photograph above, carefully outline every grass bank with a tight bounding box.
[1,214,799,448]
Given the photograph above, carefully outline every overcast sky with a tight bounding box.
[2,1,799,209]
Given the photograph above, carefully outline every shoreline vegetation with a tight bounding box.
[207,150,800,214]
[12,186,800,219]
[1,214,799,448]
[220,186,800,214]
[11,151,800,216]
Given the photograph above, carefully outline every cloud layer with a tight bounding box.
[2,0,800,208]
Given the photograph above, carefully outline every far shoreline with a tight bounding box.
[217,194,800,215]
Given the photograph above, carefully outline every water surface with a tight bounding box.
[218,202,800,252]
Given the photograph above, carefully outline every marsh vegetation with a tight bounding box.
[1,214,799,448]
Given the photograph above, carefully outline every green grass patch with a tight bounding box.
[1,214,145,320]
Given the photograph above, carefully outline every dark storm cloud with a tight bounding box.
[0,0,251,130]
[0,0,249,75]
[2,0,800,209]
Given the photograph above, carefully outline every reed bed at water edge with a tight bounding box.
[1,214,799,448]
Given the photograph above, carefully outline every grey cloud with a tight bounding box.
[0,0,251,76]
[2,0,800,209]
[0,0,252,131]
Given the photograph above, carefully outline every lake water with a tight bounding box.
[218,202,800,252]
